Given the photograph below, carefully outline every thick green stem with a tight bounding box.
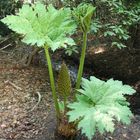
[76,32,88,89]
[44,46,60,119]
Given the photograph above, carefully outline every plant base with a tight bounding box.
[57,115,77,139]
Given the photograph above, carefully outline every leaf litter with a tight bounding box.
[0,49,140,140]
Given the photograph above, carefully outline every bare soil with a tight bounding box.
[0,48,140,140]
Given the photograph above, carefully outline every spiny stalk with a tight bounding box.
[44,46,60,119]
[76,31,87,89]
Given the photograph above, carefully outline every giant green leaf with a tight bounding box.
[1,3,77,51]
[67,76,136,140]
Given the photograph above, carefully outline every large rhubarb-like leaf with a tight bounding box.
[1,3,76,51]
[67,76,136,140]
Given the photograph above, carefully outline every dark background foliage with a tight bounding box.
[0,0,22,36]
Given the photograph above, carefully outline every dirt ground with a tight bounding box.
[0,48,140,140]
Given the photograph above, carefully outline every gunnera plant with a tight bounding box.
[67,76,136,140]
[1,2,77,119]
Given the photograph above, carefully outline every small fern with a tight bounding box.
[67,76,136,140]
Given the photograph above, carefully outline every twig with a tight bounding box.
[0,44,12,51]
[0,37,9,44]
[4,80,22,91]
[30,92,42,112]
[0,34,13,45]
[0,50,10,53]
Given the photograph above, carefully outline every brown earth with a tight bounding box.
[0,48,140,140]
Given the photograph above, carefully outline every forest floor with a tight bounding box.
[0,48,140,140]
